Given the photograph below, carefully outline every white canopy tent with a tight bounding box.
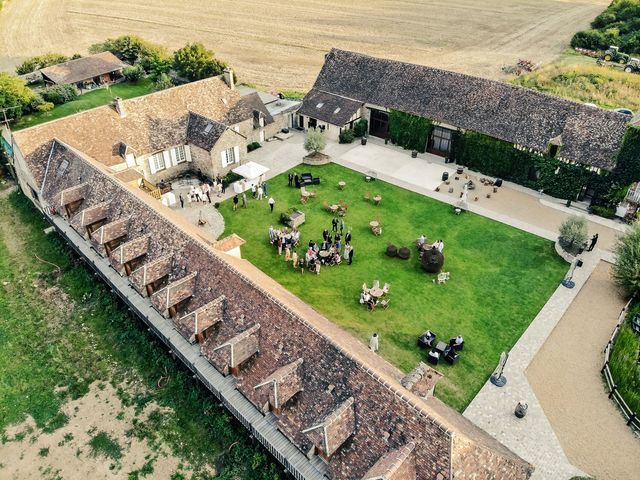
[232,161,270,193]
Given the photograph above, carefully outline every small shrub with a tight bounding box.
[590,205,615,219]
[153,72,173,91]
[353,119,368,137]
[123,64,145,83]
[213,202,220,209]
[38,447,49,457]
[304,129,326,155]
[36,102,54,112]
[247,142,261,152]
[613,222,640,297]
[339,129,355,144]
[88,431,122,460]
[398,247,411,260]
[421,248,444,273]
[42,84,78,105]
[222,171,243,188]
[386,244,397,257]
[558,215,588,253]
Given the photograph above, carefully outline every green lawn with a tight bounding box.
[12,79,155,130]
[221,163,567,411]
[609,306,640,415]
[0,192,281,479]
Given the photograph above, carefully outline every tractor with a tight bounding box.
[603,45,630,64]
[624,58,640,74]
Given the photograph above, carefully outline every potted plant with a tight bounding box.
[361,136,368,146]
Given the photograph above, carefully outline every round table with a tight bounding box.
[319,250,330,258]
[330,204,339,213]
[369,221,379,228]
[373,195,382,205]
[338,181,346,190]
[369,287,384,298]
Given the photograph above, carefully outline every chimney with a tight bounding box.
[223,68,235,90]
[113,96,126,118]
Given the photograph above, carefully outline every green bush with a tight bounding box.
[90,35,168,66]
[613,221,640,296]
[223,171,243,188]
[123,64,145,83]
[388,110,432,152]
[42,84,79,105]
[339,129,355,144]
[590,205,616,218]
[173,42,227,81]
[0,73,37,120]
[353,119,368,137]
[36,102,55,112]
[558,215,588,253]
[247,142,261,152]
[612,125,640,186]
[154,73,173,91]
[571,0,640,54]
[304,129,326,154]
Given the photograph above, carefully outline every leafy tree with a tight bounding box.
[16,53,69,75]
[173,42,227,81]
[154,73,173,91]
[89,35,168,68]
[123,64,145,83]
[139,50,172,78]
[612,126,640,187]
[613,221,640,297]
[304,129,326,155]
[558,215,588,253]
[0,73,37,120]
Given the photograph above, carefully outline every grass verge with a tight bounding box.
[220,163,566,411]
[609,307,640,415]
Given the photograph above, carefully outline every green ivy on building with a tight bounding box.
[388,110,433,153]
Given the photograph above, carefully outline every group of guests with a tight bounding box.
[178,177,225,208]
[250,180,269,201]
[417,234,444,253]
[266,220,355,275]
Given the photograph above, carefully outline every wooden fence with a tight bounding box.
[602,298,640,433]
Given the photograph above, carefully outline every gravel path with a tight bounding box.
[527,262,640,480]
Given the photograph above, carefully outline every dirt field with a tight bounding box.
[0,0,608,89]
[0,383,193,480]
[527,262,640,480]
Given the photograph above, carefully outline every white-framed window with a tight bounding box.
[221,146,240,167]
[174,145,187,164]
[149,152,165,174]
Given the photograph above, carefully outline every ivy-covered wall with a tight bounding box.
[451,130,602,200]
[388,110,433,152]
[612,125,640,187]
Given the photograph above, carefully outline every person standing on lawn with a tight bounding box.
[233,194,238,211]
[288,173,293,187]
[332,217,338,232]
[242,192,247,208]
[347,243,354,265]
[268,196,275,212]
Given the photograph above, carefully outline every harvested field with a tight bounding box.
[0,0,609,89]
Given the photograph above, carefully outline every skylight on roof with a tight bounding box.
[222,98,228,105]
[204,123,213,133]
[316,102,324,108]
[334,107,341,114]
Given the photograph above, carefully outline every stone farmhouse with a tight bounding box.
[299,49,631,171]
[3,64,538,479]
[7,71,298,202]
[40,51,128,91]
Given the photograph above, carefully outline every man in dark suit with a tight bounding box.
[348,245,354,265]
[288,173,293,187]
[345,230,352,243]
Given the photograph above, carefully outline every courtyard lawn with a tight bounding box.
[220,163,567,411]
[12,79,155,130]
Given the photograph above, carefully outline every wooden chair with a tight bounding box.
[364,191,371,202]
[382,283,391,294]
[380,299,390,309]
[373,279,380,289]
[300,186,316,198]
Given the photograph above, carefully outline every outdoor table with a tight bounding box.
[338,181,346,190]
[373,195,382,205]
[435,341,448,354]
[330,204,339,213]
[369,221,379,228]
[369,287,384,298]
[319,250,330,258]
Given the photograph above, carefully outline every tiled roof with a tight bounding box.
[39,140,534,480]
[40,52,127,85]
[13,76,252,186]
[186,112,227,151]
[310,49,630,169]
[241,92,275,125]
[299,89,363,126]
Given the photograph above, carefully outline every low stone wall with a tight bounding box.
[554,240,576,264]
[303,152,331,165]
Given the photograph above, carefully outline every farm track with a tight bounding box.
[0,0,608,89]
